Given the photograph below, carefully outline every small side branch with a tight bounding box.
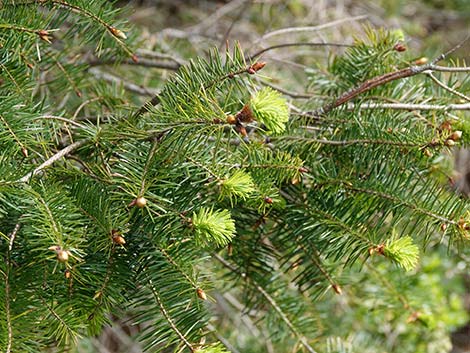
[309,36,470,117]
[18,139,88,183]
[5,223,20,353]
[212,253,318,353]
[426,71,470,102]
[149,284,195,352]
[348,102,470,111]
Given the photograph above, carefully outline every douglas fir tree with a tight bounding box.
[0,1,469,352]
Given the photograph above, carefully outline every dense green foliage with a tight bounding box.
[0,1,469,353]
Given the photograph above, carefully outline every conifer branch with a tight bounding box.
[18,139,88,183]
[159,248,198,288]
[309,35,470,117]
[281,136,421,148]
[39,297,78,344]
[348,102,470,111]
[0,114,28,154]
[0,23,57,40]
[5,223,20,353]
[432,65,470,72]
[344,184,458,225]
[148,282,195,352]
[299,243,342,295]
[212,253,318,353]
[426,71,470,102]
[88,248,115,320]
[54,58,81,97]
[43,0,132,55]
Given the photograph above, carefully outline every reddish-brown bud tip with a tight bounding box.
[393,43,406,52]
[250,61,266,72]
[196,288,207,300]
[332,284,342,295]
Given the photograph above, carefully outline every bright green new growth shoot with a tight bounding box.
[219,170,256,205]
[250,87,289,134]
[384,236,420,271]
[191,207,236,247]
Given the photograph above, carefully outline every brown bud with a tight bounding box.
[109,27,127,40]
[332,284,342,295]
[250,61,266,72]
[226,115,237,124]
[414,57,428,66]
[458,218,468,230]
[56,250,69,262]
[264,196,273,204]
[440,223,448,232]
[196,288,207,301]
[449,130,462,141]
[393,43,406,52]
[406,311,421,323]
[236,124,247,137]
[227,243,233,256]
[291,261,300,271]
[376,244,385,255]
[131,54,138,63]
[440,120,453,131]
[423,148,433,157]
[112,234,126,245]
[247,68,256,74]
[445,139,455,147]
[236,105,255,123]
[21,147,28,158]
[298,166,308,173]
[37,30,52,43]
[135,196,147,208]
[64,269,71,279]
[291,177,300,185]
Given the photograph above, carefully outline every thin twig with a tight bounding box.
[207,323,241,353]
[344,184,458,225]
[432,65,470,72]
[18,139,88,183]
[136,49,187,65]
[88,58,180,71]
[219,0,251,48]
[213,253,318,353]
[347,102,470,111]
[89,68,159,96]
[189,0,249,33]
[72,97,103,120]
[281,136,420,148]
[257,78,316,99]
[249,41,352,60]
[37,115,87,128]
[149,283,195,352]
[254,15,367,44]
[426,71,470,102]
